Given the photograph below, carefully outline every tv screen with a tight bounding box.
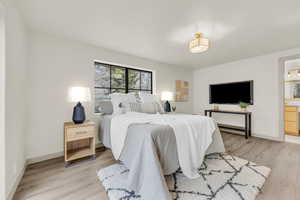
[209,81,253,104]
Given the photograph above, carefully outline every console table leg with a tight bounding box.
[204,109,252,140]
[245,115,248,139]
[249,114,252,136]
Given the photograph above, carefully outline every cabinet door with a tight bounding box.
[284,106,299,136]
[285,112,298,122]
[285,121,299,135]
[285,106,297,112]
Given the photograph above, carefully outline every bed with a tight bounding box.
[99,112,225,200]
[100,114,224,154]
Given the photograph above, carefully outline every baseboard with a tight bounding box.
[6,162,26,200]
[27,143,104,165]
[8,143,105,199]
[285,135,300,144]
[26,151,64,165]
[252,133,283,142]
[221,129,283,142]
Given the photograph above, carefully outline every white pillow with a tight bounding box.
[139,93,164,113]
[125,102,162,114]
[110,93,137,115]
[126,102,142,113]
[141,102,159,114]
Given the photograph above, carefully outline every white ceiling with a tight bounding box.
[16,0,300,68]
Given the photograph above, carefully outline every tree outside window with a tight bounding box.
[94,62,152,113]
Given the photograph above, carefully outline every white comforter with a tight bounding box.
[111,112,216,178]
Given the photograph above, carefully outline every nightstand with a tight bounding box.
[64,121,96,167]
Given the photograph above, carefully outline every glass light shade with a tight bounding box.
[189,33,209,53]
[161,91,174,101]
[69,87,91,102]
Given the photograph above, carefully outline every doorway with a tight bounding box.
[280,55,300,144]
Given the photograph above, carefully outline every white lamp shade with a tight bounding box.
[68,87,91,102]
[161,91,174,101]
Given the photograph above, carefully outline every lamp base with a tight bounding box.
[72,102,86,124]
[164,101,171,112]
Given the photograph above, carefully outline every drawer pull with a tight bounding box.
[76,131,87,135]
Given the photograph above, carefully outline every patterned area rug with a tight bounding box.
[97,153,271,200]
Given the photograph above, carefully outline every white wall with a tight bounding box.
[0,2,5,199]
[26,31,193,160]
[193,48,300,140]
[3,0,28,199]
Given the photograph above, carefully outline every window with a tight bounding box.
[94,62,153,113]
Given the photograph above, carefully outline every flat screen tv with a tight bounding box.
[209,80,253,104]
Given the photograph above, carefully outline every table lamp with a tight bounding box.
[161,91,174,112]
[69,87,91,124]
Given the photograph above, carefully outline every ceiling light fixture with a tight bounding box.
[189,33,209,53]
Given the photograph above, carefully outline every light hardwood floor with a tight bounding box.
[13,133,300,200]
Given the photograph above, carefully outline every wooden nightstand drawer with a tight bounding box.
[66,126,94,141]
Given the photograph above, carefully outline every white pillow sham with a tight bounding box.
[125,102,162,114]
[110,93,137,115]
[139,93,164,113]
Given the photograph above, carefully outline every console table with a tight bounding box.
[204,109,252,139]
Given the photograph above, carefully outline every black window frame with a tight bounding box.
[94,62,153,112]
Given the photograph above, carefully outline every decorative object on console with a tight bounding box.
[175,80,189,102]
[69,87,91,124]
[161,91,173,112]
[213,105,219,110]
[239,101,249,112]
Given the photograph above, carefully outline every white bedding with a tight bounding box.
[111,112,216,179]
